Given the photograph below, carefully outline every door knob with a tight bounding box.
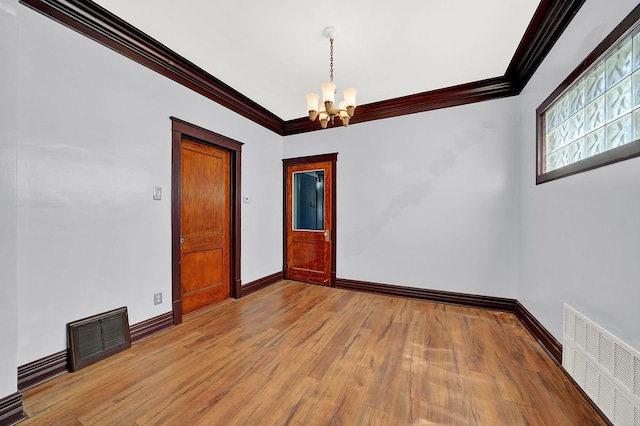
[324,230,330,242]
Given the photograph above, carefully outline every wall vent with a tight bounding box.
[67,307,131,372]
[563,304,640,425]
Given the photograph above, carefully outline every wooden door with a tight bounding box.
[285,157,335,286]
[180,139,230,314]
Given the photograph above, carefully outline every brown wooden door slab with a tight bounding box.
[180,139,230,314]
[285,157,335,286]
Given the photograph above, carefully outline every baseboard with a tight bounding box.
[17,350,67,392]
[11,277,603,424]
[0,392,28,426]
[559,365,614,426]
[515,301,562,365]
[241,271,283,297]
[130,311,174,344]
[17,311,174,392]
[335,277,517,312]
[335,277,564,366]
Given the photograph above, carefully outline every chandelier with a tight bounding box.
[305,27,357,128]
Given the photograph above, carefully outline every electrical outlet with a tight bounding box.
[154,292,162,305]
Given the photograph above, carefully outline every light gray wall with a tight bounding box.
[284,98,521,298]
[6,0,640,403]
[16,5,282,365]
[0,0,19,398]
[517,0,640,347]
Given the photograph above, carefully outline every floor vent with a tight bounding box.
[67,307,131,372]
[563,304,640,425]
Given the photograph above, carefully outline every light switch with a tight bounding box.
[153,187,162,200]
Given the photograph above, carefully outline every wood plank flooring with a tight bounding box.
[21,280,605,425]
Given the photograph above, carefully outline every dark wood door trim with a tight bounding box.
[171,117,243,325]
[282,153,337,287]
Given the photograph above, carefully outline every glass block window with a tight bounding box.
[537,7,640,184]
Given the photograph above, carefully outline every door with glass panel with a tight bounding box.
[284,155,336,286]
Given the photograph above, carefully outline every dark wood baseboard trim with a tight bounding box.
[0,392,28,425]
[17,350,67,392]
[335,278,517,312]
[335,278,599,420]
[515,301,562,365]
[560,366,614,426]
[17,311,174,391]
[241,271,283,297]
[335,278,565,367]
[333,278,597,422]
[130,311,174,344]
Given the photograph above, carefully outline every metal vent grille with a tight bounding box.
[67,307,131,372]
[633,357,640,400]
[564,304,640,425]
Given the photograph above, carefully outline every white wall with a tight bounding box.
[284,98,520,298]
[16,6,282,365]
[518,0,640,348]
[11,0,640,386]
[0,0,19,398]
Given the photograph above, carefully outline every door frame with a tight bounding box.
[171,117,243,325]
[282,153,338,287]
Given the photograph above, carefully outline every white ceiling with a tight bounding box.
[92,0,540,121]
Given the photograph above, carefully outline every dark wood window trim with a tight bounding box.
[282,153,338,287]
[536,4,640,184]
[21,0,585,136]
[171,117,243,325]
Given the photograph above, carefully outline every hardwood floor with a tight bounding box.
[21,280,605,425]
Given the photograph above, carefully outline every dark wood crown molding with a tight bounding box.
[506,0,587,92]
[284,77,516,135]
[19,0,283,135]
[20,0,585,136]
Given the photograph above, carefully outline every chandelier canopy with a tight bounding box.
[305,27,357,128]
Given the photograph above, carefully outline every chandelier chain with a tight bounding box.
[329,38,334,82]
[304,27,356,128]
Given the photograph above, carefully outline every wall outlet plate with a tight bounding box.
[154,292,162,305]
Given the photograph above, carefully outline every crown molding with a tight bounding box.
[19,0,284,135]
[284,76,515,135]
[505,0,587,92]
[20,0,586,136]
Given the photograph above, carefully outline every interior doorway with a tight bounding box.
[171,117,242,325]
[283,153,337,286]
